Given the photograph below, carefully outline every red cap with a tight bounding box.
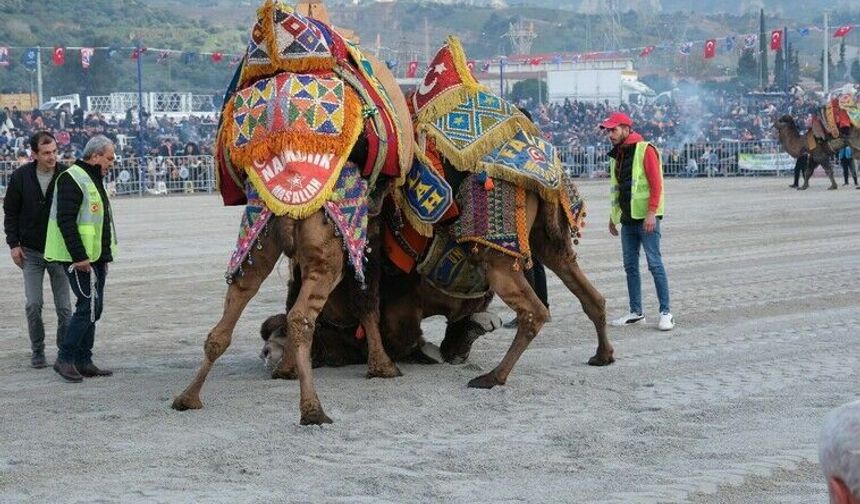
[599,112,633,129]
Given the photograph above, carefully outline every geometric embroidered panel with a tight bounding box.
[232,73,345,148]
[432,91,519,151]
[272,4,332,60]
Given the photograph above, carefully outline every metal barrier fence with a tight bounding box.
[0,140,795,200]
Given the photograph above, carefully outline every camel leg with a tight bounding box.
[537,244,615,367]
[800,156,813,190]
[272,263,302,380]
[172,229,281,411]
[362,308,402,378]
[823,160,838,190]
[468,251,549,389]
[289,218,345,425]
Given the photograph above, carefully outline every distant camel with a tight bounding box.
[773,115,837,190]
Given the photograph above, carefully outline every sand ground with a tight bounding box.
[1,177,857,503]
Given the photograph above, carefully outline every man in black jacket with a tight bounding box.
[44,135,117,382]
[3,131,72,368]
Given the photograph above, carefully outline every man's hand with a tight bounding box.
[10,247,24,269]
[644,211,657,233]
[72,259,91,273]
[608,219,618,237]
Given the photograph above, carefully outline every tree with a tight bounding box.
[737,49,758,88]
[758,8,768,89]
[836,38,848,81]
[510,78,547,105]
[852,58,860,83]
[817,49,836,85]
[774,45,785,90]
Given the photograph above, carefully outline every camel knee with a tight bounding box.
[287,312,315,347]
[203,332,229,361]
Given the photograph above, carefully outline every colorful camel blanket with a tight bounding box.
[215,1,409,209]
[226,181,273,281]
[222,70,362,218]
[452,174,529,260]
[323,162,370,286]
[416,233,489,299]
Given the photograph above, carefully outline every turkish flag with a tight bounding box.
[639,46,654,58]
[770,30,782,51]
[406,60,418,78]
[833,25,853,38]
[211,52,223,63]
[53,47,65,66]
[704,39,716,59]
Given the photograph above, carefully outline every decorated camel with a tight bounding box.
[392,36,614,388]
[171,0,416,425]
[261,36,615,389]
[774,115,838,190]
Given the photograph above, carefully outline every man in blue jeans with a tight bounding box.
[44,135,118,382]
[600,112,674,331]
[3,131,72,368]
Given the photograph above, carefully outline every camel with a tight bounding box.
[774,115,838,190]
[398,36,615,390]
[171,2,415,425]
[258,261,499,372]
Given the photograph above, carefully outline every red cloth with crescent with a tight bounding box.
[411,43,468,116]
[704,39,716,59]
[770,30,782,51]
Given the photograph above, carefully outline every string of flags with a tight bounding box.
[0,45,243,70]
[0,23,855,71]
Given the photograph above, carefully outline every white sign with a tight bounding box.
[738,152,794,172]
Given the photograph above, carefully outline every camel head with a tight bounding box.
[773,114,796,131]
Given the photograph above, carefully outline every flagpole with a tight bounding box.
[823,10,829,94]
[135,39,146,190]
[783,26,789,92]
[36,46,43,105]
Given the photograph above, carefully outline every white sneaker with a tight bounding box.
[658,312,675,331]
[610,312,645,327]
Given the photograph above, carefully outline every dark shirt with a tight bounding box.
[55,159,113,263]
[3,161,67,252]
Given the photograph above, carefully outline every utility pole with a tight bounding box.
[135,39,146,168]
[36,46,43,104]
[823,10,830,95]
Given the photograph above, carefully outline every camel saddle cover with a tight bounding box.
[215,0,411,217]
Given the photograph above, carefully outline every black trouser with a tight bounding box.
[793,154,809,186]
[524,259,549,308]
[841,158,857,185]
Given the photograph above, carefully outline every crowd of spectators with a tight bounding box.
[0,104,218,166]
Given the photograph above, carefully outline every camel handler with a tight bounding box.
[600,111,674,331]
[44,135,117,383]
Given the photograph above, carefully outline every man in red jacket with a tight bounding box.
[601,112,674,331]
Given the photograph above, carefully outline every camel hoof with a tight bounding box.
[468,372,503,389]
[588,353,616,366]
[300,409,333,425]
[271,368,297,380]
[366,364,402,379]
[171,394,203,411]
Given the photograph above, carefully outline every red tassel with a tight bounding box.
[484,176,495,191]
[355,325,366,340]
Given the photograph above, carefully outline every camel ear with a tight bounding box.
[828,476,853,504]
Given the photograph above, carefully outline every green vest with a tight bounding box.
[44,165,117,262]
[609,141,665,225]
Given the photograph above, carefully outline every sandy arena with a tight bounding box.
[1,177,858,503]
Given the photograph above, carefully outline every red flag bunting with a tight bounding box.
[53,47,65,66]
[770,30,782,51]
[833,25,853,38]
[211,52,223,63]
[704,39,716,59]
[157,51,169,64]
[131,47,147,60]
[639,46,655,58]
[406,60,418,78]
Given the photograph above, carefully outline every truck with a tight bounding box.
[545,60,655,106]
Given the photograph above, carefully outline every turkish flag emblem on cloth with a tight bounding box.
[639,46,655,58]
[406,60,418,78]
[770,30,782,51]
[833,26,853,38]
[53,47,65,66]
[704,39,716,59]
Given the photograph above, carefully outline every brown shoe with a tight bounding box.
[78,363,113,377]
[53,361,83,383]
